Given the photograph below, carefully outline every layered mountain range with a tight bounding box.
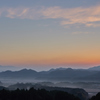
[0,66,100,81]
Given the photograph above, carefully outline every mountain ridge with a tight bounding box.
[0,67,99,81]
[88,66,100,71]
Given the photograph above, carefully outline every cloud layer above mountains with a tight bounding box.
[0,5,100,27]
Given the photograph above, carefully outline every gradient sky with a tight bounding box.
[0,0,100,71]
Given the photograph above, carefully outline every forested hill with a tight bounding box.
[0,88,80,100]
[90,92,100,100]
[7,83,89,100]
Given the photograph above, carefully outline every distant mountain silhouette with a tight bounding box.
[80,71,100,81]
[0,68,99,81]
[0,69,38,78]
[48,67,68,72]
[88,66,100,71]
[36,68,98,81]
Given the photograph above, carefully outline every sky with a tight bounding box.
[0,0,100,71]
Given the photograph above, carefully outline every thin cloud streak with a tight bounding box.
[5,7,42,19]
[0,5,100,27]
[71,31,92,35]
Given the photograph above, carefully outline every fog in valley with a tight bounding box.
[0,66,100,98]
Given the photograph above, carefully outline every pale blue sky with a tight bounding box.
[0,0,100,71]
[0,0,99,7]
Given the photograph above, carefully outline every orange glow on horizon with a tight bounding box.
[1,54,100,67]
[1,43,100,67]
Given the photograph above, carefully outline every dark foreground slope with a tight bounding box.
[90,92,100,100]
[0,88,80,100]
[8,83,89,100]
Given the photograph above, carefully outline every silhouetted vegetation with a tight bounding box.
[90,92,100,100]
[0,88,80,100]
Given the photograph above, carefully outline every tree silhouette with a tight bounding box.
[0,88,80,100]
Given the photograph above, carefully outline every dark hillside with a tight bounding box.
[0,88,80,100]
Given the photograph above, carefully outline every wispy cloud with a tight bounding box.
[4,7,42,19]
[71,31,91,35]
[0,5,100,27]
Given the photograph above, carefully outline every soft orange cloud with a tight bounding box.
[0,5,100,27]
